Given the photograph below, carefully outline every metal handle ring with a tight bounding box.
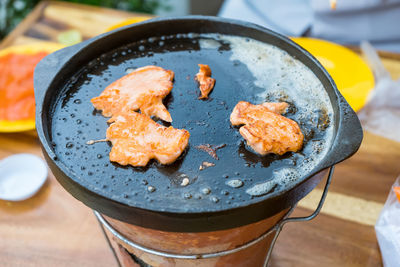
[263,166,334,266]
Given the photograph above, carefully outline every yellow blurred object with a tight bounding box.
[107,16,152,31]
[0,42,65,133]
[292,37,375,112]
[57,29,82,46]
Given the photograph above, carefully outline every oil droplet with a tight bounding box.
[142,179,148,185]
[138,45,145,51]
[211,196,219,203]
[76,119,82,124]
[66,142,74,149]
[181,178,189,187]
[81,166,86,170]
[97,154,102,159]
[74,99,81,104]
[201,187,211,195]
[147,186,155,193]
[226,179,244,188]
[88,171,93,176]
[183,192,192,199]
[221,190,229,196]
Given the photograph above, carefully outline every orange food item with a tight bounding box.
[195,64,215,99]
[330,0,337,10]
[394,186,400,203]
[261,102,289,114]
[106,112,190,166]
[0,52,48,121]
[91,66,174,122]
[230,101,303,155]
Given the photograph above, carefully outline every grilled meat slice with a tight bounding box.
[230,101,303,155]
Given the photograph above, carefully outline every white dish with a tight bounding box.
[0,154,48,201]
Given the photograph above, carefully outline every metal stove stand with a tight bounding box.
[96,166,334,267]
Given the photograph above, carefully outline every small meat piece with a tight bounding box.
[230,101,303,156]
[195,64,215,99]
[106,112,190,166]
[195,143,226,160]
[261,102,289,114]
[199,161,215,170]
[91,65,174,122]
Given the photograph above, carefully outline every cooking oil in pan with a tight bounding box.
[49,32,334,211]
[200,34,334,197]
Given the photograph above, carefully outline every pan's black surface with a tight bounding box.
[34,16,362,232]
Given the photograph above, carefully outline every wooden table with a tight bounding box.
[1,1,399,266]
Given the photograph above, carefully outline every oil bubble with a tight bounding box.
[226,179,244,188]
[65,142,74,149]
[246,180,277,197]
[221,190,229,196]
[211,196,219,203]
[183,192,192,199]
[201,187,211,195]
[147,186,156,193]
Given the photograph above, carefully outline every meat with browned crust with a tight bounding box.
[230,101,303,155]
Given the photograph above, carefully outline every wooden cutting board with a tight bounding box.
[2,1,400,266]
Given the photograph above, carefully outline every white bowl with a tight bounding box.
[0,154,48,201]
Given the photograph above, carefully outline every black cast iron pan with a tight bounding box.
[34,16,362,232]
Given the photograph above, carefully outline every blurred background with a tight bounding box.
[2,0,399,52]
[0,0,224,39]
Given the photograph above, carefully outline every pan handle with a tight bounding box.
[321,97,363,168]
[34,41,87,109]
